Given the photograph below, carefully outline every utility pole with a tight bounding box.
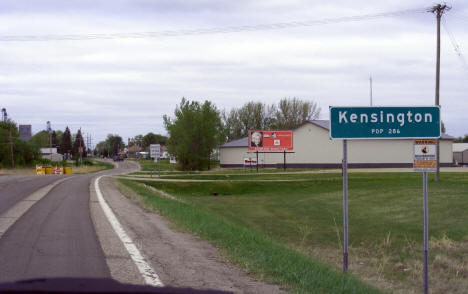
[3,109,14,168]
[369,75,373,106]
[430,4,450,182]
[9,128,14,168]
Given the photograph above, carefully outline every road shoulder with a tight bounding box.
[89,176,145,285]
[98,176,283,293]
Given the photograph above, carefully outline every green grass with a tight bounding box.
[93,160,115,171]
[155,173,336,181]
[129,158,178,172]
[137,173,468,247]
[118,178,381,294]
[121,172,468,293]
[131,167,318,175]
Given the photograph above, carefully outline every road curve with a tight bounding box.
[0,161,136,283]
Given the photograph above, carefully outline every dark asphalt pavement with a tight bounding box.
[0,161,135,283]
[0,175,64,215]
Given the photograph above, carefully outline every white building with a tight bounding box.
[219,120,454,168]
[453,143,468,165]
[40,148,64,162]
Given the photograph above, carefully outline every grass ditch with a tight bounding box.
[121,171,468,294]
[118,178,381,294]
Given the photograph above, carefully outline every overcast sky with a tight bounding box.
[0,0,467,145]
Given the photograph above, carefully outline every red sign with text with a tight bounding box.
[248,130,293,151]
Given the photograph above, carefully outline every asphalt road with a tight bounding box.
[0,175,63,215]
[0,161,135,283]
[0,161,282,293]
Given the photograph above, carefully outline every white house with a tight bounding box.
[40,148,64,162]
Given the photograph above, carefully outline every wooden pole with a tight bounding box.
[430,4,450,181]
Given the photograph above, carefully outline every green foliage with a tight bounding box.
[129,134,143,147]
[0,119,40,167]
[82,158,94,166]
[59,127,73,155]
[96,134,124,157]
[30,130,51,148]
[33,158,52,166]
[141,132,168,149]
[164,98,224,171]
[454,134,468,143]
[222,102,275,141]
[223,98,321,141]
[51,131,59,147]
[72,129,86,158]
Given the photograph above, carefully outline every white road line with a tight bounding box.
[94,176,163,287]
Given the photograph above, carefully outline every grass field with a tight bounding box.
[72,160,114,174]
[119,171,468,294]
[128,158,223,173]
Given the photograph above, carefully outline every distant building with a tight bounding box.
[40,148,63,162]
[453,143,468,165]
[19,124,32,141]
[219,120,454,168]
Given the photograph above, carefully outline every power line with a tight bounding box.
[0,7,428,42]
[442,18,468,75]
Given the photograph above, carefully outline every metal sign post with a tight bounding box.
[342,139,348,273]
[413,139,436,294]
[150,144,161,178]
[283,151,286,171]
[423,171,429,294]
[256,151,259,172]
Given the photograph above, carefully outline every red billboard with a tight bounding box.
[248,130,293,151]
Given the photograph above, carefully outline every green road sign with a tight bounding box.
[330,106,441,139]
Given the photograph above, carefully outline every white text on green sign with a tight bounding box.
[329,106,441,139]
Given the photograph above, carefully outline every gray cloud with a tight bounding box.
[0,0,467,143]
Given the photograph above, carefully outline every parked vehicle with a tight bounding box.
[113,155,123,162]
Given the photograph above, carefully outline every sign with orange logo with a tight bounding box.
[413,139,437,172]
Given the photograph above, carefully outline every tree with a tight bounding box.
[222,102,275,141]
[223,98,321,141]
[59,127,72,156]
[164,98,224,171]
[95,141,109,157]
[95,134,124,157]
[73,129,86,159]
[273,98,321,129]
[30,131,50,148]
[142,132,168,149]
[129,135,143,147]
[0,119,39,168]
[106,134,124,157]
[51,131,58,148]
[55,130,63,146]
[454,135,468,143]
